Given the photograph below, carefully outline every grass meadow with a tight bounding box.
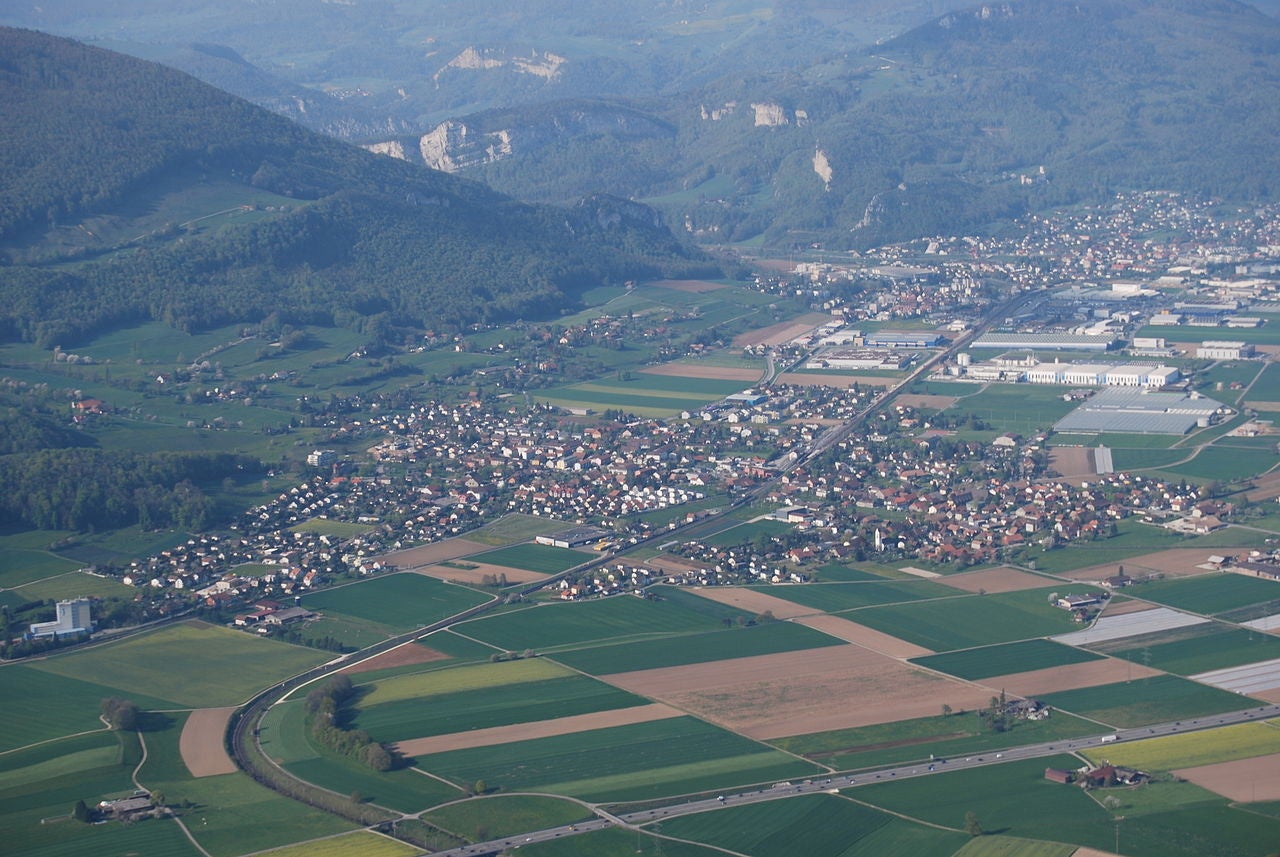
[1127,574,1280,616]
[1109,626,1280,676]
[910,639,1104,680]
[300,573,491,630]
[758,578,964,613]
[419,795,593,842]
[1033,674,1254,728]
[409,716,821,803]
[771,711,1099,771]
[656,793,965,857]
[30,620,327,709]
[354,674,648,743]
[454,589,749,652]
[551,620,844,674]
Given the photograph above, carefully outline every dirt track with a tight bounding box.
[341,641,451,675]
[180,707,239,777]
[938,566,1052,594]
[392,703,682,756]
[380,539,488,568]
[978,658,1162,697]
[792,614,932,659]
[602,646,990,739]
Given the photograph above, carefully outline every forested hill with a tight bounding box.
[0,27,710,345]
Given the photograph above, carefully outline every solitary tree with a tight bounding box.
[72,799,91,823]
[964,811,983,837]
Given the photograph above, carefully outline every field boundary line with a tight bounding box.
[0,726,109,756]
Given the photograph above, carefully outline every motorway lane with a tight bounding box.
[430,702,1280,856]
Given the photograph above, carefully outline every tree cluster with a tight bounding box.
[100,697,139,731]
[304,674,394,772]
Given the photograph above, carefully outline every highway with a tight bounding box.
[431,702,1280,855]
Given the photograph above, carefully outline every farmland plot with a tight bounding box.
[1190,656,1280,697]
[1051,607,1209,647]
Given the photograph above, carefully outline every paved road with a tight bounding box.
[431,702,1280,855]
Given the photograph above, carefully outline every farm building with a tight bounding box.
[1045,768,1075,784]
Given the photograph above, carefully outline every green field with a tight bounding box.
[1033,674,1254,728]
[1108,626,1280,675]
[0,547,81,588]
[758,579,963,613]
[355,674,648,743]
[910,640,1104,680]
[0,727,199,857]
[519,826,723,856]
[810,562,890,582]
[772,711,1099,771]
[411,716,822,803]
[468,544,594,574]
[1163,445,1279,482]
[0,665,182,751]
[420,795,593,842]
[846,588,1091,651]
[300,573,490,630]
[455,588,749,652]
[31,620,327,709]
[951,836,1076,857]
[358,658,572,705]
[464,514,571,546]
[657,793,965,857]
[699,519,795,548]
[1126,574,1280,616]
[551,620,845,674]
[1080,720,1280,771]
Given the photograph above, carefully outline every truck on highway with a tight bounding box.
[1100,734,1118,743]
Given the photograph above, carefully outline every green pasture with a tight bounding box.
[31,620,327,709]
[420,795,593,842]
[0,728,196,857]
[1128,574,1280,616]
[411,716,821,803]
[1010,521,1188,574]
[0,548,81,589]
[1163,446,1277,482]
[1033,674,1253,728]
[468,543,593,574]
[598,374,749,396]
[944,385,1077,432]
[759,578,961,613]
[1109,626,1280,675]
[257,699,317,765]
[463,514,568,546]
[0,665,179,751]
[355,674,648,743]
[518,825,722,856]
[910,640,1104,680]
[1246,362,1280,401]
[536,388,713,414]
[13,570,135,601]
[657,793,964,857]
[809,562,888,582]
[455,588,749,652]
[289,518,375,537]
[551,620,845,675]
[772,710,1099,771]
[699,518,795,548]
[301,573,490,630]
[1080,720,1280,771]
[1048,432,1181,450]
[856,755,1105,846]
[284,753,463,814]
[1109,447,1193,471]
[951,836,1076,857]
[357,658,573,706]
[847,588,1093,651]
[297,612,405,651]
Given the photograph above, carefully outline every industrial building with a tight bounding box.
[28,597,92,639]
[1053,388,1226,435]
[972,333,1116,352]
[863,331,944,349]
[1196,341,1256,360]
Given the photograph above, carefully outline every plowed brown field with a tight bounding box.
[1175,752,1280,801]
[938,566,1052,594]
[602,646,990,739]
[180,707,238,777]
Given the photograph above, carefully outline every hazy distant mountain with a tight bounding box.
[0,28,708,345]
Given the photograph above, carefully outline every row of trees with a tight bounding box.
[304,675,394,771]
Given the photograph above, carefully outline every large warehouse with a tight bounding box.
[972,333,1117,352]
[1053,388,1227,435]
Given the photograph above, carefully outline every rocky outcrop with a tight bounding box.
[417,121,513,172]
[434,46,566,82]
